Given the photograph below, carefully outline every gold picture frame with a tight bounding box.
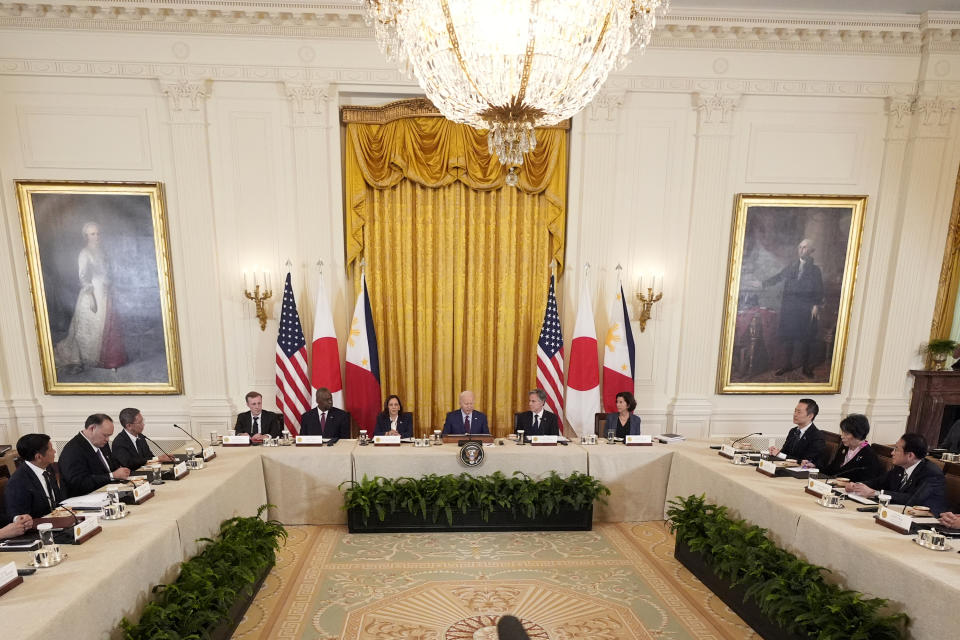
[16,181,183,394]
[717,194,867,394]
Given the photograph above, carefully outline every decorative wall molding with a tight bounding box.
[588,91,625,123]
[5,57,959,105]
[692,92,739,125]
[913,95,959,126]
[0,4,957,55]
[886,96,915,128]
[160,78,211,112]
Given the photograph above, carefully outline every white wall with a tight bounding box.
[0,5,958,445]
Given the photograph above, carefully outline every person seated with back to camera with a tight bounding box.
[817,413,882,481]
[374,395,413,439]
[605,391,642,439]
[768,398,826,467]
[515,389,560,442]
[441,390,490,436]
[847,432,948,516]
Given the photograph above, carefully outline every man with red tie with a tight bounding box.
[299,387,351,441]
[441,390,490,436]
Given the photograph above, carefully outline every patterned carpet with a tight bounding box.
[233,522,757,640]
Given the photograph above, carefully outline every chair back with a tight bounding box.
[871,443,895,475]
[594,413,607,436]
[822,431,841,467]
[943,461,960,512]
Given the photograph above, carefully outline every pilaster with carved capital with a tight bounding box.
[157,77,232,427]
[585,90,625,134]
[669,92,742,437]
[285,82,331,127]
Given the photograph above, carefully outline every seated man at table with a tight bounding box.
[847,433,948,516]
[4,433,64,519]
[235,391,283,442]
[515,389,559,440]
[442,390,490,436]
[768,398,825,466]
[300,388,351,440]
[112,407,174,471]
[58,413,131,497]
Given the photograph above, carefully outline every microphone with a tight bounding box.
[730,432,761,449]
[173,423,206,460]
[142,433,175,461]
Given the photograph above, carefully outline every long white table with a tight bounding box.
[665,444,960,640]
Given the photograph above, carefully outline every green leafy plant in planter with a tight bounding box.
[667,495,907,640]
[340,471,610,526]
[920,338,958,370]
[120,504,287,640]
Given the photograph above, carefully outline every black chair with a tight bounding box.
[594,412,606,437]
[822,431,841,468]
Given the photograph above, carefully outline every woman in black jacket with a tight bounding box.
[820,413,882,481]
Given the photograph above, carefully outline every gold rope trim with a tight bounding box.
[341,98,570,129]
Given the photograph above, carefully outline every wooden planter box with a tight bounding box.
[347,505,593,533]
[207,560,274,640]
[674,540,806,640]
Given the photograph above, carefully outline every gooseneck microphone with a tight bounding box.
[730,432,761,448]
[142,433,175,460]
[173,423,205,460]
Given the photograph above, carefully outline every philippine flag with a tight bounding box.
[565,280,600,438]
[344,273,382,433]
[602,283,636,412]
[310,272,343,408]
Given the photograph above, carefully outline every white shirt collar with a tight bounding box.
[902,459,922,478]
[461,411,473,420]
[532,410,543,421]
[26,460,47,484]
[125,429,139,445]
[796,422,811,435]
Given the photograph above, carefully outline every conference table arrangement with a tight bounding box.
[2,436,957,640]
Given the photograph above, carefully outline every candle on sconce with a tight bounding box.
[243,270,249,292]
[265,270,271,292]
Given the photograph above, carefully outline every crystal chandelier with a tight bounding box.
[361,0,669,172]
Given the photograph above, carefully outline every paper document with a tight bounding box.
[841,490,875,505]
[61,493,110,509]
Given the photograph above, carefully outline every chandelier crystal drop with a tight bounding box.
[362,0,669,168]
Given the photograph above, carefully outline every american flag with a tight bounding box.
[536,274,565,425]
[275,272,310,436]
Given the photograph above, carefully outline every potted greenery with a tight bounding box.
[120,505,287,640]
[667,495,907,640]
[920,338,958,370]
[340,471,609,533]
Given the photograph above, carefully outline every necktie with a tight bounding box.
[43,470,57,510]
[464,415,471,434]
[98,448,111,472]
[533,414,540,434]
[899,471,909,491]
[137,436,150,458]
[320,411,327,436]
[252,416,259,435]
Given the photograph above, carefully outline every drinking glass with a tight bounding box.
[878,492,892,508]
[209,430,219,446]
[517,429,525,445]
[607,429,616,444]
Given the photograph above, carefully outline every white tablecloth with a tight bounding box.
[586,443,675,522]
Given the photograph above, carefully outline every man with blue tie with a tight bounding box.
[442,390,490,436]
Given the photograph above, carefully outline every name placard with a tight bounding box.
[877,507,913,534]
[0,561,17,588]
[203,449,217,461]
[529,435,558,446]
[626,435,653,446]
[295,435,325,446]
[756,460,781,477]
[173,462,189,479]
[133,483,151,501]
[74,515,100,540]
[805,479,832,498]
[222,435,250,446]
[373,434,401,446]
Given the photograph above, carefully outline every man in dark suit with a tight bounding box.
[848,433,949,516]
[112,407,174,471]
[762,238,823,378]
[235,391,283,442]
[5,433,64,520]
[515,389,559,441]
[768,398,825,466]
[442,390,490,436]
[300,387,351,440]
[58,413,131,497]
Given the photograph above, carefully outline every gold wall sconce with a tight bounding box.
[635,273,663,333]
[243,267,272,331]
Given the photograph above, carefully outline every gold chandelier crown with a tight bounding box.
[362,0,669,168]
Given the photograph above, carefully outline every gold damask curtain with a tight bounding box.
[343,103,568,436]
